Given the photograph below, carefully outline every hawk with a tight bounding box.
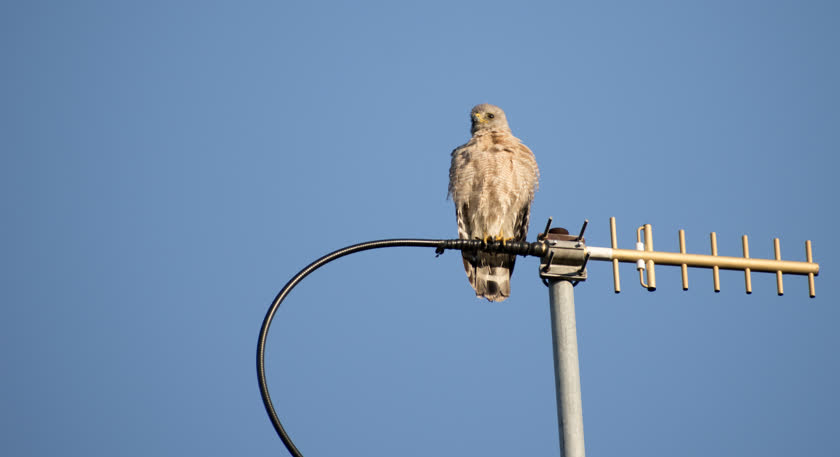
[448,104,540,301]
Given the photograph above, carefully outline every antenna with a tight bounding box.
[583,217,820,297]
[259,218,822,457]
[538,217,820,457]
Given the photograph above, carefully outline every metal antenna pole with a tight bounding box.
[539,223,589,457]
[534,215,821,456]
[548,279,585,457]
[256,218,821,457]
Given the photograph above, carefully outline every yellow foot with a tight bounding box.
[493,231,514,246]
[477,234,514,246]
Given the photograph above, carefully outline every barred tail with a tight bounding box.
[462,251,515,302]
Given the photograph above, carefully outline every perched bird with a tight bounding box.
[448,104,540,301]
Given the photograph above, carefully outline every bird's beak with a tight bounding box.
[473,113,486,123]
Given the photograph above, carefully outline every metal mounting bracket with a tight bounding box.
[539,228,589,283]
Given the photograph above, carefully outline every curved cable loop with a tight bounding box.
[257,238,547,457]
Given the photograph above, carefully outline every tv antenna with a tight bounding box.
[537,217,819,456]
[257,217,820,457]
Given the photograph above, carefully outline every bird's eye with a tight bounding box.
[487,113,495,119]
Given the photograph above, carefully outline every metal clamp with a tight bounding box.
[540,223,589,285]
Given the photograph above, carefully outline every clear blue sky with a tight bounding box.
[2,1,838,456]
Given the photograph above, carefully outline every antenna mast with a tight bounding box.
[538,217,820,457]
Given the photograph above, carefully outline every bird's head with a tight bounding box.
[470,103,510,134]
